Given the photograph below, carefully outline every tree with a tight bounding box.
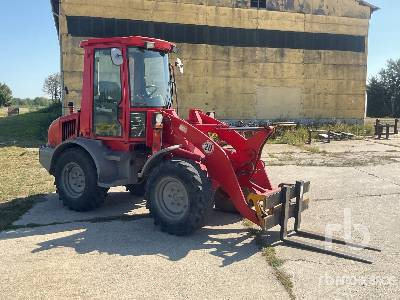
[0,82,12,107]
[367,58,400,118]
[43,73,61,102]
[379,59,400,117]
[367,77,387,117]
[33,97,50,107]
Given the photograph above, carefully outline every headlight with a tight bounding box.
[155,113,163,124]
[156,114,163,124]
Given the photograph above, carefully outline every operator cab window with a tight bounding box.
[128,48,171,108]
[93,49,122,137]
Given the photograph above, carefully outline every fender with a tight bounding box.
[139,145,181,178]
[45,137,137,188]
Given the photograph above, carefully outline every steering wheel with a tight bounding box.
[145,85,158,97]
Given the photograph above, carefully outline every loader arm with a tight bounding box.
[187,110,275,192]
[162,110,275,226]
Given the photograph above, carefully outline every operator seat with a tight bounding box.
[93,81,122,136]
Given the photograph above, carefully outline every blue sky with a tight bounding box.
[0,0,398,99]
[0,1,59,99]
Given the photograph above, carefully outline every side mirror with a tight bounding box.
[111,48,123,66]
[175,58,184,74]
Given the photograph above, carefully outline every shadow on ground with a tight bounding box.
[0,195,46,231]
[0,191,270,267]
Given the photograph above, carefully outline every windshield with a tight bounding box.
[128,48,171,107]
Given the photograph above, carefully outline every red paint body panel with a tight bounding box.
[48,112,79,147]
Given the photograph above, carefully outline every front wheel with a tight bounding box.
[55,148,108,212]
[146,160,213,235]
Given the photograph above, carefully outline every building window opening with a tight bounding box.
[250,0,267,9]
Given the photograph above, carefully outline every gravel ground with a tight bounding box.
[0,137,399,299]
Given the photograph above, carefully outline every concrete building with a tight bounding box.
[51,0,377,123]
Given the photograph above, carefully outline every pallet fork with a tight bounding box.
[249,181,381,264]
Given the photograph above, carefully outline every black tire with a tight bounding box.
[214,188,239,214]
[55,148,108,212]
[146,159,213,235]
[126,181,146,196]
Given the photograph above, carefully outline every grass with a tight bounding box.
[268,126,310,145]
[0,147,55,231]
[262,247,295,300]
[268,123,375,146]
[243,221,295,299]
[0,147,55,204]
[0,103,61,147]
[0,104,60,231]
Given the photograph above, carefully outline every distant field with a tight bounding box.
[0,104,61,147]
[0,106,47,118]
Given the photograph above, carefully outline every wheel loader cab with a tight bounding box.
[78,36,176,151]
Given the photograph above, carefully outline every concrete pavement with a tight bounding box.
[0,191,287,299]
[1,137,399,299]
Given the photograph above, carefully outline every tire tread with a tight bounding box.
[146,159,213,235]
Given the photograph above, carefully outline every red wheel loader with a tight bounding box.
[40,36,379,262]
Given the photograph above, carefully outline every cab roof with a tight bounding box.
[79,36,176,53]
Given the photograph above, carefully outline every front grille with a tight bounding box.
[62,120,76,141]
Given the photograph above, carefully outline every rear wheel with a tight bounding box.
[146,160,213,235]
[55,148,108,212]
